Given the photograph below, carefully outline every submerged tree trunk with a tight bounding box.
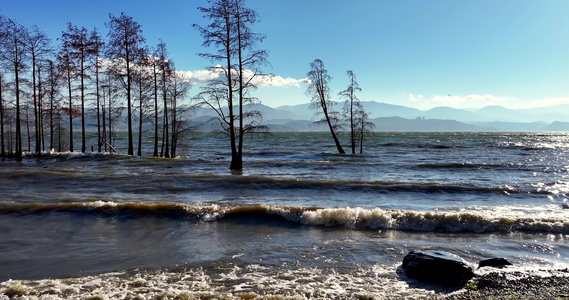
[153,65,159,157]
[15,62,23,160]
[0,74,5,157]
[67,67,74,152]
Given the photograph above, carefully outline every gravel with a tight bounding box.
[445,269,569,300]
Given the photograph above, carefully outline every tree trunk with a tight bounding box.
[67,67,74,152]
[125,27,134,156]
[236,11,245,171]
[137,75,143,156]
[321,102,345,154]
[49,65,54,152]
[32,55,40,154]
[96,57,101,152]
[225,14,238,170]
[350,86,355,154]
[162,66,169,158]
[0,74,5,157]
[153,66,159,157]
[81,51,86,153]
[38,67,45,153]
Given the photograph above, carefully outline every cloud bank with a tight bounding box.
[431,94,510,107]
[407,93,510,108]
[177,66,309,88]
[528,97,569,108]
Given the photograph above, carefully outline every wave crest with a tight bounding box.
[1,201,568,234]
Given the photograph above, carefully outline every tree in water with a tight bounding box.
[306,59,345,154]
[0,72,5,157]
[106,13,146,156]
[45,59,62,152]
[133,47,153,156]
[155,40,174,158]
[194,0,268,170]
[25,25,51,154]
[0,18,28,159]
[354,107,374,153]
[338,70,361,154]
[90,28,105,153]
[57,41,76,152]
[61,23,93,153]
[168,71,194,157]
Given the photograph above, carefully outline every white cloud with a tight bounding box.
[251,74,310,87]
[409,94,423,102]
[176,66,308,88]
[430,94,509,108]
[528,97,569,108]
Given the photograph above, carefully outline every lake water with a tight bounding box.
[1,132,569,299]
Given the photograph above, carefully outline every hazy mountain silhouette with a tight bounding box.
[100,101,569,132]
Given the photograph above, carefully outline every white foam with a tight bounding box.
[0,264,441,300]
[295,205,569,233]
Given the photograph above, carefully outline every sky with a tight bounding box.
[1,0,569,110]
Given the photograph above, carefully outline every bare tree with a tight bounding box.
[156,40,173,158]
[339,70,361,154]
[0,15,5,156]
[354,107,374,154]
[0,18,28,159]
[106,13,146,156]
[149,45,160,157]
[45,59,61,152]
[57,42,76,152]
[194,0,268,170]
[25,25,51,154]
[101,71,122,153]
[168,71,193,157]
[133,47,153,156]
[90,28,105,152]
[0,72,6,157]
[306,59,345,154]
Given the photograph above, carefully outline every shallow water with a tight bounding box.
[1,132,569,298]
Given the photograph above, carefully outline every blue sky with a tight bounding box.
[2,0,568,110]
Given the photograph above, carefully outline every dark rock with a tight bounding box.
[478,257,512,269]
[402,250,475,285]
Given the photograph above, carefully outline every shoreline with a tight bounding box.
[2,268,568,299]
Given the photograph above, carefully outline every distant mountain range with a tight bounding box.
[191,101,569,132]
[94,101,569,132]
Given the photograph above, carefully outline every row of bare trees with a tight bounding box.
[1,0,373,170]
[0,13,193,159]
[307,59,374,154]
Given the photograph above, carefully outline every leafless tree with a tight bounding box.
[106,13,146,155]
[25,25,51,154]
[0,18,28,159]
[306,59,345,154]
[194,0,269,170]
[339,70,362,154]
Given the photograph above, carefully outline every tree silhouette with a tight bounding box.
[57,42,76,152]
[106,13,146,155]
[339,70,362,154]
[26,25,51,154]
[306,59,345,154]
[354,107,374,153]
[0,18,28,159]
[194,0,268,170]
[90,28,105,152]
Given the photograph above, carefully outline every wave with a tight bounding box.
[2,201,568,234]
[415,162,503,169]
[186,175,523,195]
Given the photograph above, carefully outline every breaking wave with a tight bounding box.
[1,201,568,234]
